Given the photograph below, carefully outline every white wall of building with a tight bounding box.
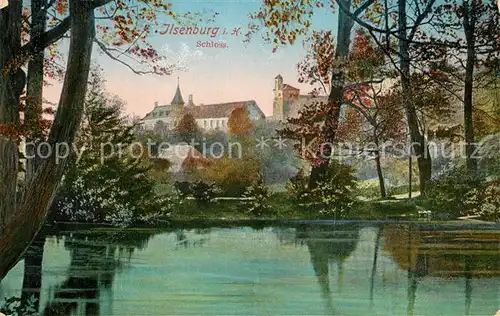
[142,117,230,132]
[142,117,174,130]
[196,117,228,132]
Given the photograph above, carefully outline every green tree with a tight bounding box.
[52,69,169,224]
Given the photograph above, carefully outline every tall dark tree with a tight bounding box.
[429,0,500,173]
[0,0,210,279]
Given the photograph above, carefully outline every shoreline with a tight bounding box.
[47,217,500,232]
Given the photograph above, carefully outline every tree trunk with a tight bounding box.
[463,0,477,174]
[373,136,386,198]
[25,0,47,185]
[0,0,23,235]
[398,0,432,195]
[0,0,95,280]
[375,151,386,199]
[308,0,353,188]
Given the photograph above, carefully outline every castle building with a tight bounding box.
[272,74,329,121]
[140,79,266,132]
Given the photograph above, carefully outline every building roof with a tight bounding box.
[187,100,264,119]
[171,83,185,105]
[299,94,328,100]
[141,105,172,120]
[283,84,299,91]
[141,79,266,121]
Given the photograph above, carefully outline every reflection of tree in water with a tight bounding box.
[20,227,212,315]
[39,230,156,315]
[21,234,47,312]
[295,224,360,315]
[174,229,211,250]
[273,227,306,247]
[383,224,500,316]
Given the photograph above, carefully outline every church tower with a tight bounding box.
[273,74,284,121]
[171,77,185,127]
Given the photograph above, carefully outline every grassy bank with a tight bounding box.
[167,193,421,221]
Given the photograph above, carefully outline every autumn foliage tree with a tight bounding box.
[281,28,402,198]
[228,107,254,136]
[0,0,213,280]
[323,0,445,194]
[175,112,200,144]
[247,0,378,188]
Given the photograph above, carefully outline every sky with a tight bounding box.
[45,1,338,118]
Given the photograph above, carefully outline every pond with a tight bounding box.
[1,221,499,315]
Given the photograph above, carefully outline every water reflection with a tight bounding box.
[41,230,155,315]
[2,223,499,315]
[174,229,210,249]
[15,228,214,315]
[296,224,360,314]
[21,235,46,312]
[383,224,500,316]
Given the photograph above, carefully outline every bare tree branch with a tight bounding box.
[94,39,166,75]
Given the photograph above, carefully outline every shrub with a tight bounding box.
[286,169,313,206]
[463,181,500,222]
[424,164,500,221]
[286,160,357,217]
[197,157,260,197]
[53,174,172,226]
[425,165,485,218]
[174,181,192,199]
[242,174,273,217]
[191,181,220,203]
[174,180,220,204]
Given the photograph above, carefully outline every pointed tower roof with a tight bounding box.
[171,77,185,105]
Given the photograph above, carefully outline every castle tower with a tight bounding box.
[171,77,185,127]
[273,74,284,121]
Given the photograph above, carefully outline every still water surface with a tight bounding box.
[1,222,499,315]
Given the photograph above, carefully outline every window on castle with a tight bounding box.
[204,120,207,128]
[210,120,213,128]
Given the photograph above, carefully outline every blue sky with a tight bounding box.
[46,1,339,117]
